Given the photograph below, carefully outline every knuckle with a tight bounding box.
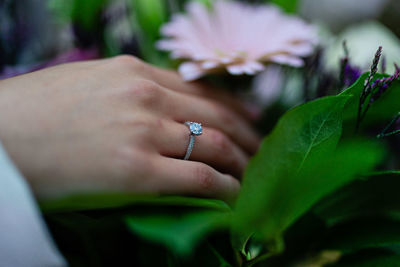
[129,117,163,139]
[194,164,216,190]
[129,79,163,105]
[112,55,141,68]
[209,129,232,154]
[131,117,154,132]
[112,55,151,75]
[228,155,242,172]
[214,103,236,125]
[115,147,155,180]
[142,118,164,137]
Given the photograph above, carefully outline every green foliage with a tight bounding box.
[126,210,230,256]
[314,172,400,225]
[48,0,107,30]
[40,194,230,213]
[129,0,170,66]
[193,0,213,7]
[322,217,400,253]
[47,1,74,23]
[71,0,107,31]
[270,0,298,13]
[43,196,235,266]
[130,0,166,41]
[332,251,400,267]
[306,172,400,266]
[340,72,400,126]
[234,96,352,239]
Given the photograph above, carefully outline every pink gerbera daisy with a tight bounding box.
[157,0,318,81]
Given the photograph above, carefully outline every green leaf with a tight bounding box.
[234,95,383,247]
[280,213,327,259]
[193,0,213,8]
[234,96,349,239]
[270,0,298,13]
[331,250,400,267]
[309,173,400,264]
[40,194,230,213]
[207,244,233,267]
[45,211,182,266]
[48,0,107,34]
[321,217,400,254]
[130,0,170,66]
[314,172,400,226]
[71,0,108,30]
[131,0,166,41]
[47,1,74,23]
[340,72,400,126]
[126,210,230,256]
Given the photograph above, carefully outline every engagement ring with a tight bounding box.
[183,121,202,160]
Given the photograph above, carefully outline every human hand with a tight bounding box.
[0,56,260,200]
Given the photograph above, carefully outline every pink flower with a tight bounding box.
[157,0,318,81]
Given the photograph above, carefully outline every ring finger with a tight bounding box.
[153,119,249,179]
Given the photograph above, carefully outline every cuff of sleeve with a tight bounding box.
[0,142,67,267]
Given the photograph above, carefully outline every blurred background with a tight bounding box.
[1,0,399,75]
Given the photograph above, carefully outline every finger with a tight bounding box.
[144,64,257,121]
[153,120,249,178]
[153,156,240,200]
[162,89,261,154]
[127,79,261,154]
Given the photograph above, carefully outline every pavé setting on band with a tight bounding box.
[183,122,202,160]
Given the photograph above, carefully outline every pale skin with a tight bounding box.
[0,55,260,200]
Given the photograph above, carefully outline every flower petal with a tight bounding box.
[227,61,265,75]
[269,55,305,67]
[201,61,219,69]
[178,62,206,81]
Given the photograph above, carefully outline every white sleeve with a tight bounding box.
[0,142,67,267]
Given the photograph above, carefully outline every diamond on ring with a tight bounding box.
[183,122,202,160]
[188,122,202,135]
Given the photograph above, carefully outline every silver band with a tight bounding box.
[183,121,203,160]
[184,135,196,160]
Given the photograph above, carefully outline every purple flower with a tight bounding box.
[342,61,362,86]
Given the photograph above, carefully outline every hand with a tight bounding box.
[0,56,260,200]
